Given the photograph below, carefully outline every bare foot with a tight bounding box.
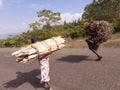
[49,88,53,90]
[96,56,102,61]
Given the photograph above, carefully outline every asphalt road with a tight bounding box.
[0,48,120,90]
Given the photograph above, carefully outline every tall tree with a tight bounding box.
[29,21,40,31]
[29,9,61,31]
[82,0,120,21]
[37,9,61,27]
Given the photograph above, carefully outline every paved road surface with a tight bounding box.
[0,48,120,90]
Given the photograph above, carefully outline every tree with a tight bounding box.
[37,9,61,27]
[29,9,61,31]
[82,0,120,21]
[29,21,40,31]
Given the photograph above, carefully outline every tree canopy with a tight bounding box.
[37,9,61,26]
[82,0,120,21]
[29,9,61,31]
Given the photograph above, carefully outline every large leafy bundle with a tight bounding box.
[84,20,114,44]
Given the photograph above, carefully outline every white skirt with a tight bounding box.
[39,57,50,82]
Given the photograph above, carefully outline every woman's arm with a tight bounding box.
[41,52,52,58]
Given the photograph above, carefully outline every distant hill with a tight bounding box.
[0,32,22,39]
[0,34,10,39]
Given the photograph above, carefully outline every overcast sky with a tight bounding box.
[0,0,92,38]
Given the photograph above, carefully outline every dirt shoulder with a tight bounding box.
[65,33,120,48]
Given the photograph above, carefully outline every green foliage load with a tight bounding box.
[84,20,114,44]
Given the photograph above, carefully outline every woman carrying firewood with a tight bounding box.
[31,36,53,90]
[84,20,114,61]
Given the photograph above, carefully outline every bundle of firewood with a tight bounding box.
[12,36,65,63]
[84,20,114,44]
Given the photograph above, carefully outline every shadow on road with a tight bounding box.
[57,55,94,63]
[3,69,45,89]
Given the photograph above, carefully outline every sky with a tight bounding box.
[0,0,93,39]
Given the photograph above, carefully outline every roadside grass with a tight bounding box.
[65,38,87,48]
[102,33,120,48]
[65,33,120,48]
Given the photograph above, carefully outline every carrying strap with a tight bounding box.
[41,41,52,52]
[52,37,60,49]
